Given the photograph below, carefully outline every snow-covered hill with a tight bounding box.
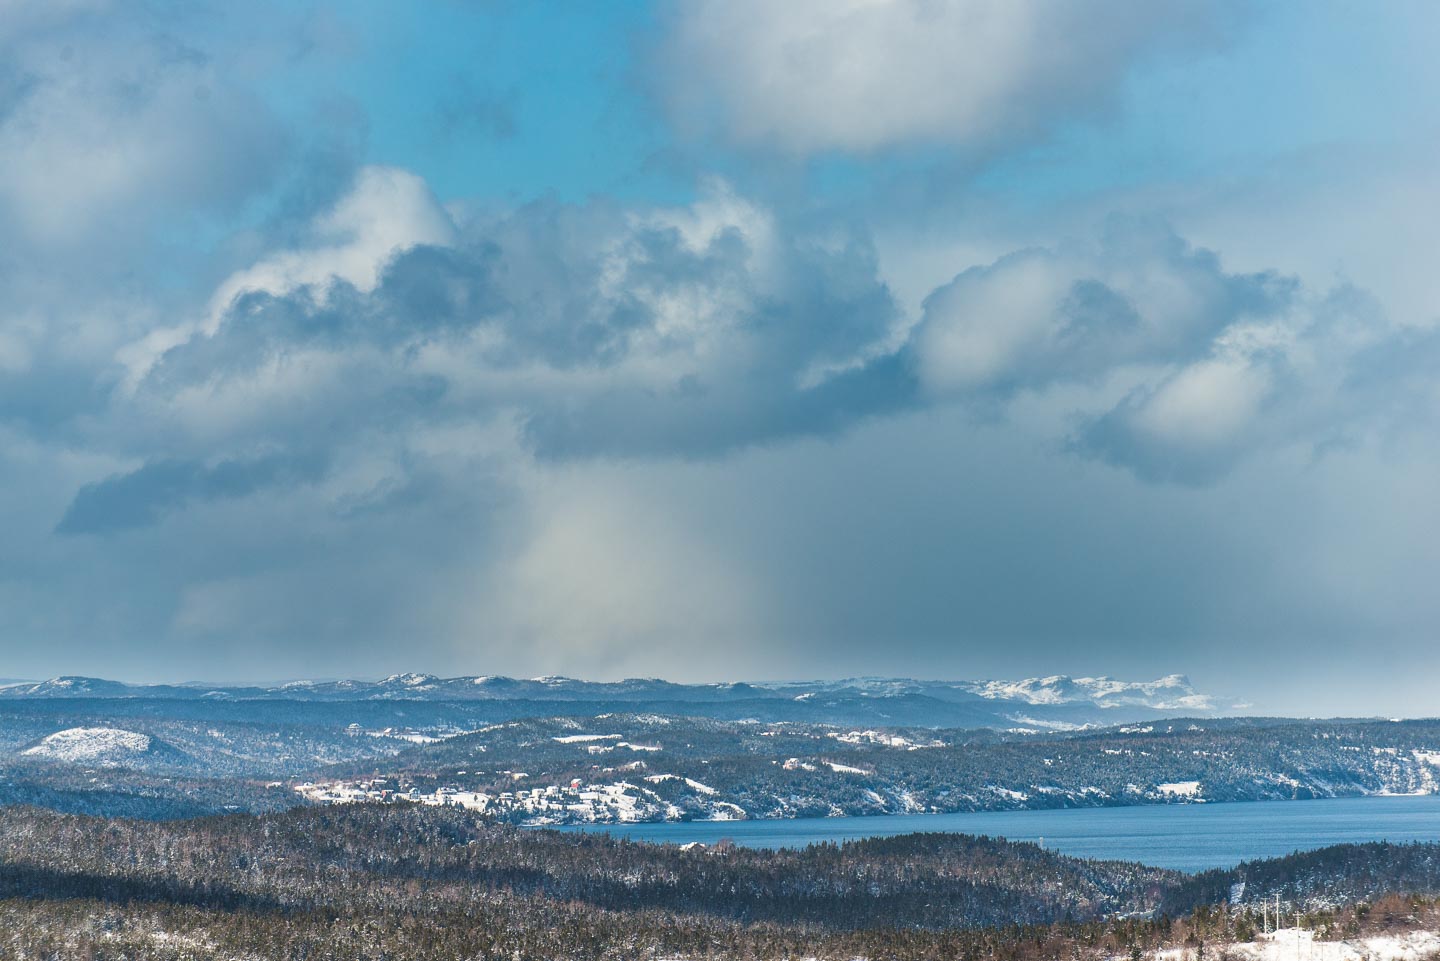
[20,727,187,768]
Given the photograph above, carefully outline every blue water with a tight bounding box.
[552,795,1440,872]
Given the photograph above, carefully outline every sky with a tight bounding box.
[0,0,1437,715]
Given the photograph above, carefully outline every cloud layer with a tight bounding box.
[27,164,1425,607]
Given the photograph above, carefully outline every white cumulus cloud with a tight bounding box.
[656,0,1228,155]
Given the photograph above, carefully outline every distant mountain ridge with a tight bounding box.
[767,673,1218,711]
[0,672,1237,730]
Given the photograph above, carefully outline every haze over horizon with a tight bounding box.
[1,2,1437,717]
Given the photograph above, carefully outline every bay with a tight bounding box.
[552,794,1440,872]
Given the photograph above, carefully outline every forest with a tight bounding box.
[2,803,1440,959]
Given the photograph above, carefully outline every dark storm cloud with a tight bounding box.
[56,452,329,535]
[521,353,919,460]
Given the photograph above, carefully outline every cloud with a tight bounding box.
[56,452,328,535]
[654,0,1234,156]
[215,167,458,306]
[70,173,1436,543]
[114,174,908,483]
[0,6,288,249]
[0,0,331,455]
[900,217,1440,484]
[1076,355,1275,484]
[0,170,1432,694]
[910,218,1293,397]
[1070,281,1440,484]
[0,147,1415,672]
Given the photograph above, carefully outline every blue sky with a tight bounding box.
[0,0,1437,714]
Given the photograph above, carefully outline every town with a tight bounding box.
[293,773,746,824]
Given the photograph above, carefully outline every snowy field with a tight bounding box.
[1152,929,1440,961]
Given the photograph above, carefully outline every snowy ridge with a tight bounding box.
[0,672,1240,730]
[762,673,1232,713]
[0,672,1224,711]
[962,674,1213,710]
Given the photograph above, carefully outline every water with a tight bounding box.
[551,795,1440,872]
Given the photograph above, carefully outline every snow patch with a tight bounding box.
[1148,928,1440,961]
[824,761,869,775]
